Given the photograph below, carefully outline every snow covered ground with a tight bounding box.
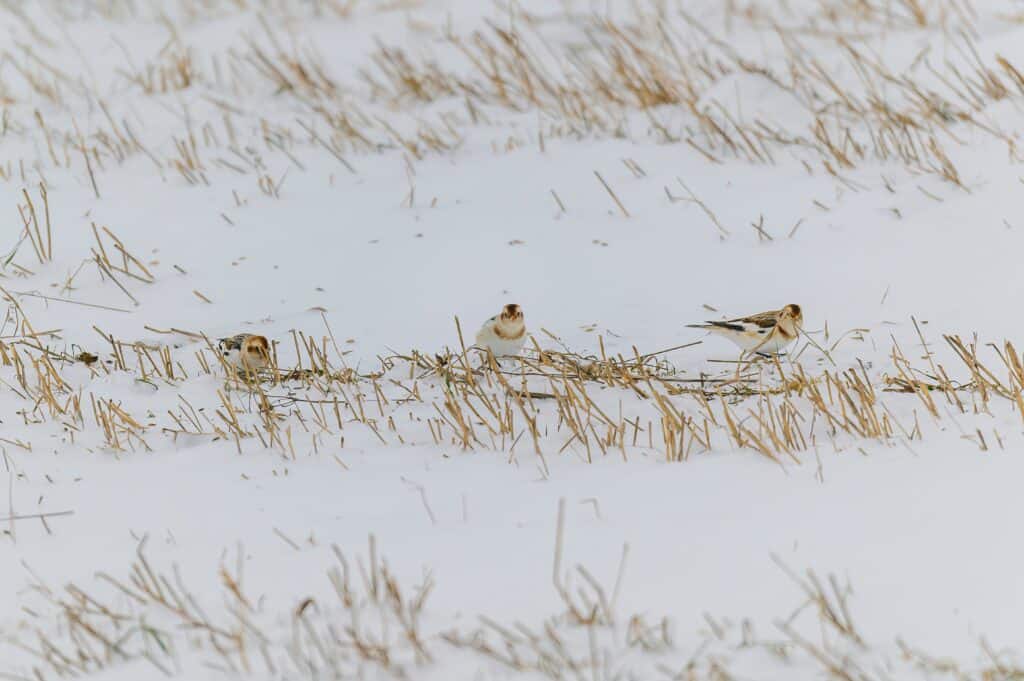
[1,0,1024,678]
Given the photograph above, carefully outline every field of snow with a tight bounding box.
[3,0,1024,678]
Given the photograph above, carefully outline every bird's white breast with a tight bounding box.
[476,321,526,357]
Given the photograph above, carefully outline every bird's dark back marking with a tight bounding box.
[728,315,777,329]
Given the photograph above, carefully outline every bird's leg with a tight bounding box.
[478,349,501,374]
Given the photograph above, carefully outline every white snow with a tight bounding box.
[1,0,1023,679]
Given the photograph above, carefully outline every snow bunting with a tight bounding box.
[218,333,271,370]
[688,304,803,356]
[475,304,527,359]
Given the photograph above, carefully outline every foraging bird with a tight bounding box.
[688,304,803,356]
[475,304,527,359]
[218,334,271,370]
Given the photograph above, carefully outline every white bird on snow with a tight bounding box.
[217,333,271,370]
[687,304,803,356]
[474,303,527,360]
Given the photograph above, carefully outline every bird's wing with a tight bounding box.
[689,319,772,333]
[218,334,247,350]
[474,317,498,344]
[705,320,752,332]
[729,310,780,328]
[688,310,779,332]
